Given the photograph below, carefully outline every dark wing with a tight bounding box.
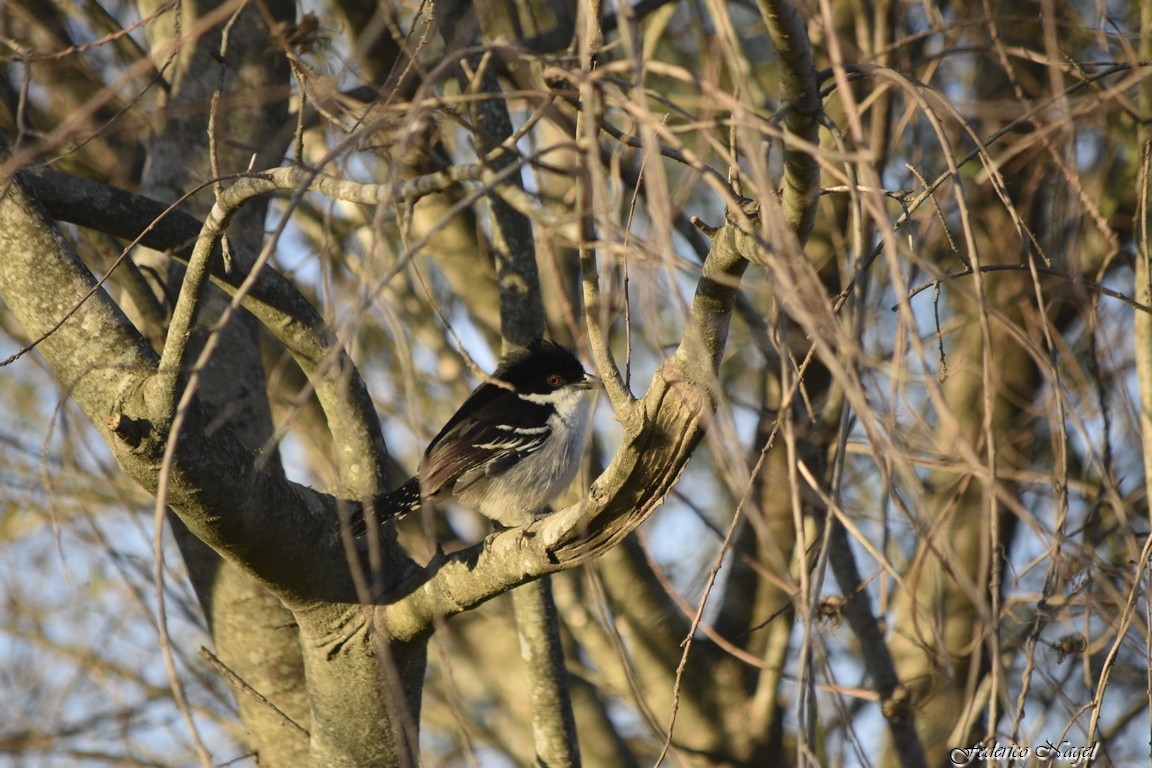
[418,384,552,494]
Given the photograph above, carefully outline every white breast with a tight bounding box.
[454,389,591,526]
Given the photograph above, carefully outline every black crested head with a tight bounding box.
[493,338,587,394]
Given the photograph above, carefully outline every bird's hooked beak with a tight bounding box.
[578,372,600,390]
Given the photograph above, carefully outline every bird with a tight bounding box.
[347,338,595,533]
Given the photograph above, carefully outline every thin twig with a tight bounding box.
[898,264,1152,315]
[199,646,310,737]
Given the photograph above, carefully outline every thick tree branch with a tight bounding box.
[0,172,158,427]
[575,7,635,416]
[154,177,248,419]
[20,167,389,498]
[1,164,379,604]
[442,0,544,348]
[757,0,821,241]
[1135,7,1152,522]
[510,577,580,768]
[2,162,426,765]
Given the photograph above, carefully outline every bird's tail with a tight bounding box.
[342,477,421,536]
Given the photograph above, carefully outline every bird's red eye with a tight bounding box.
[547,374,563,387]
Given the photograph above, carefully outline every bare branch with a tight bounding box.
[19,167,388,498]
[756,0,822,241]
